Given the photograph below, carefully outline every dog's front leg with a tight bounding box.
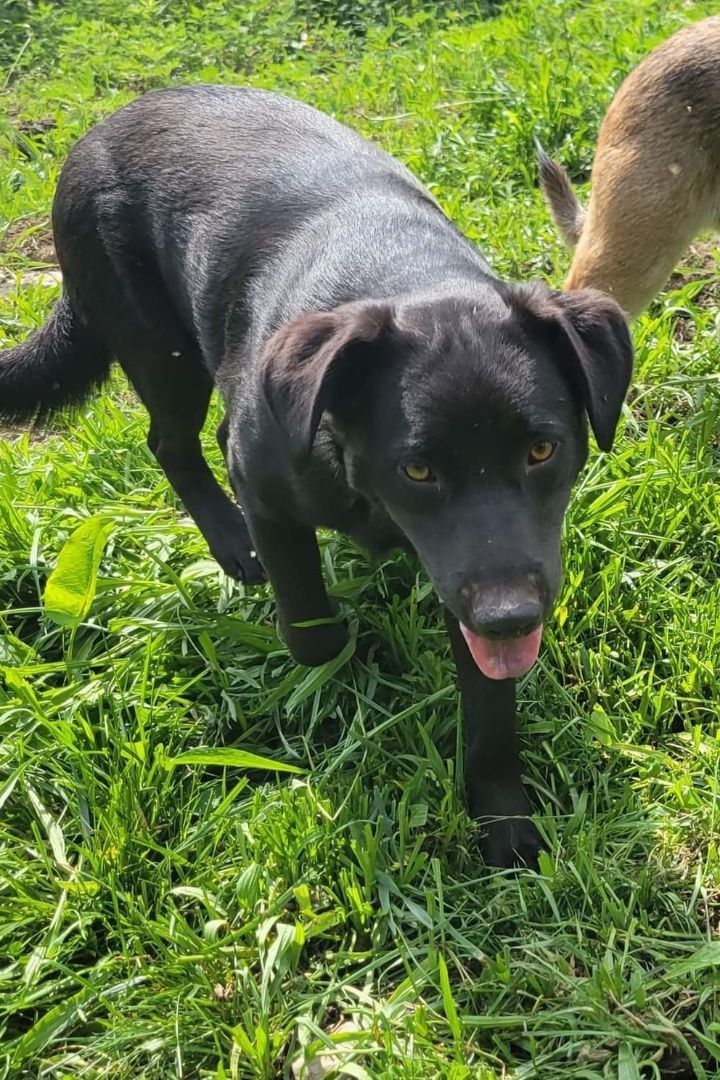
[248,515,348,667]
[443,609,543,869]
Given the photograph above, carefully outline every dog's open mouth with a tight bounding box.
[460,623,543,681]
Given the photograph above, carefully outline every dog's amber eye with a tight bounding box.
[528,440,557,465]
[403,463,435,483]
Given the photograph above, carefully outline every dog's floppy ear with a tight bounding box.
[262,302,396,461]
[510,285,633,451]
[551,289,633,451]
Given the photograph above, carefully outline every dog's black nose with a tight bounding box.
[471,595,544,640]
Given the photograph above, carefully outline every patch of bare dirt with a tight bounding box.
[0,421,50,445]
[0,268,62,299]
[668,239,719,301]
[1,215,57,265]
[16,118,58,140]
[663,238,720,341]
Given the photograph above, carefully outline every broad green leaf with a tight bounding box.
[164,747,304,774]
[617,1042,641,1080]
[43,516,114,627]
[25,782,71,873]
[438,952,462,1044]
[13,976,146,1062]
[666,941,720,979]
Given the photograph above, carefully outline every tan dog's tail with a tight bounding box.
[535,139,585,248]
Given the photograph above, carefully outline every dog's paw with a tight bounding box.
[212,542,265,584]
[235,549,265,585]
[281,618,349,667]
[481,815,544,871]
[205,510,266,584]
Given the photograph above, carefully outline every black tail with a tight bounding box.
[0,293,112,422]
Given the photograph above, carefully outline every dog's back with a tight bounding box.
[2,85,491,423]
[55,87,441,362]
[605,17,720,142]
[56,86,493,369]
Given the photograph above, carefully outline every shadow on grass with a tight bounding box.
[294,0,506,35]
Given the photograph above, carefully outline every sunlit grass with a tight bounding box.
[1,0,719,1075]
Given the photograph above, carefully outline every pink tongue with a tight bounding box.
[460,622,543,680]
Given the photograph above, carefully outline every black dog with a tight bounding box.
[0,87,632,867]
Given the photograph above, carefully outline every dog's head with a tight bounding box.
[262,284,632,680]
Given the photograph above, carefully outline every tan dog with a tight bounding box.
[539,16,720,318]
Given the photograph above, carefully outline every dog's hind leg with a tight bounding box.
[566,154,711,318]
[126,341,264,584]
[62,254,262,582]
[50,166,263,582]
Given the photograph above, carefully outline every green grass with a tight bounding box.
[2,0,720,1076]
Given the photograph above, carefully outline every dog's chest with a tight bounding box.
[307,476,406,555]
[304,440,408,556]
[343,500,408,557]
